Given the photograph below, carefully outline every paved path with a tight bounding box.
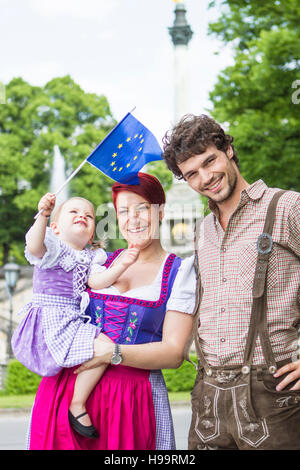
[0,405,192,450]
[0,411,30,450]
[172,404,192,450]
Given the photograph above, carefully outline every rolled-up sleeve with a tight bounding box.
[166,255,197,314]
[24,227,61,269]
[287,196,300,258]
[287,196,300,307]
[89,248,107,276]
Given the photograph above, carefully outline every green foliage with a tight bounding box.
[147,160,173,192]
[4,359,42,395]
[162,355,197,392]
[0,75,177,261]
[209,0,300,49]
[208,0,300,191]
[0,75,115,263]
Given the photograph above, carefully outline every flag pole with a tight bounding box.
[33,159,87,220]
[33,107,136,220]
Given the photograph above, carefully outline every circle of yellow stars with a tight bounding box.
[110,132,145,173]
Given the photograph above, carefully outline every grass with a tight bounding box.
[0,391,190,409]
[0,393,35,409]
[168,391,190,403]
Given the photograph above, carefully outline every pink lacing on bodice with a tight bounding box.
[103,300,128,342]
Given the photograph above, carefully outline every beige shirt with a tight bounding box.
[195,180,300,366]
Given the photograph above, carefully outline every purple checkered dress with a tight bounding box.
[11,227,106,376]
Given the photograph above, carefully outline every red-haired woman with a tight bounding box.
[27,173,196,450]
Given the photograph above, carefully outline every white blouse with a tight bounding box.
[25,228,197,315]
[91,254,197,315]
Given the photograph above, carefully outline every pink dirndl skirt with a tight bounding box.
[29,365,156,450]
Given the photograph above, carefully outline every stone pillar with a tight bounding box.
[168,1,193,121]
[162,1,203,257]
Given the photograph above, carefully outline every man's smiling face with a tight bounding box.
[178,144,238,204]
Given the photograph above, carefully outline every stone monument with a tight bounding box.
[161,1,204,257]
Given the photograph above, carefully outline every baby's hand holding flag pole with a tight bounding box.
[34,111,163,219]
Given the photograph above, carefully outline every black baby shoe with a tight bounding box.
[68,410,99,439]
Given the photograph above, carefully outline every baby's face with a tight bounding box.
[51,198,95,250]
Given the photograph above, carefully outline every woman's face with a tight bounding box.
[115,191,163,249]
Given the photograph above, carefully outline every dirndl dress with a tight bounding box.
[27,250,196,450]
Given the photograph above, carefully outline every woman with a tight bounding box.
[27,172,196,450]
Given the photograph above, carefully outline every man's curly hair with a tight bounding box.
[162,114,239,179]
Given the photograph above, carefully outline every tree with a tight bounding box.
[208,0,300,191]
[0,76,172,263]
[147,161,173,192]
[0,76,115,263]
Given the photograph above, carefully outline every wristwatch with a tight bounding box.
[111,343,123,365]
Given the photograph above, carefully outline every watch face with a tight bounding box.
[111,354,122,365]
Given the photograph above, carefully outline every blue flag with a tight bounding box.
[86,113,163,185]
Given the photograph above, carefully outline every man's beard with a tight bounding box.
[206,164,238,204]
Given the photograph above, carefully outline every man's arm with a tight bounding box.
[287,195,300,258]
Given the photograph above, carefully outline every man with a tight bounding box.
[162,114,300,450]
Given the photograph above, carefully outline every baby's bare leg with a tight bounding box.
[69,333,112,426]
[70,364,107,426]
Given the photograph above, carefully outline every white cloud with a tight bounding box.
[28,0,120,22]
[1,0,234,140]
[22,60,65,86]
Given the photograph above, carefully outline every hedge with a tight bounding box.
[3,355,198,395]
[163,355,198,392]
[4,359,42,395]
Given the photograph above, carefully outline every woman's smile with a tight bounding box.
[127,225,149,233]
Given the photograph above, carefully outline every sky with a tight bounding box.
[1,0,233,143]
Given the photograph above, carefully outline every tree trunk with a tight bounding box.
[2,243,9,265]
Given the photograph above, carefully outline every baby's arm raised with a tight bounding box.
[88,246,139,290]
[26,193,56,258]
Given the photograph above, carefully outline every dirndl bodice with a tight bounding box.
[85,249,182,345]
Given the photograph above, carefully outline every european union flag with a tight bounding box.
[86,113,163,185]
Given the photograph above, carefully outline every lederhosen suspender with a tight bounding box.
[193,190,287,375]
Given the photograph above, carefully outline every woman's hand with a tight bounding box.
[119,245,140,268]
[274,359,300,391]
[74,334,114,374]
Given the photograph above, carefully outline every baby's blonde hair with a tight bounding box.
[51,197,95,224]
